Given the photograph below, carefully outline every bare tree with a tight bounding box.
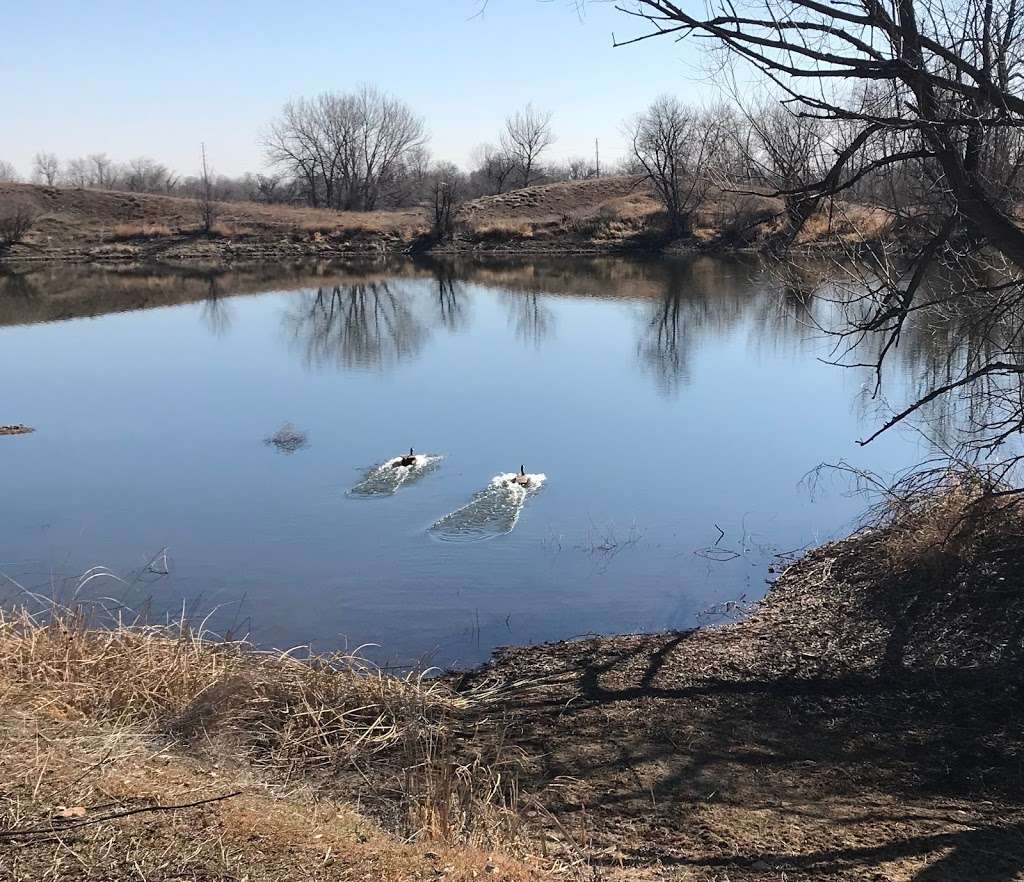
[470,143,517,195]
[89,153,118,189]
[263,96,332,207]
[263,85,427,210]
[733,101,834,243]
[32,152,60,186]
[0,161,19,183]
[606,0,1024,457]
[501,103,555,188]
[627,97,719,236]
[198,143,216,233]
[429,162,462,240]
[125,157,174,193]
[64,157,91,188]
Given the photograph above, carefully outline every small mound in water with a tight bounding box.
[349,454,443,497]
[0,425,34,436]
[264,422,309,454]
[430,472,546,541]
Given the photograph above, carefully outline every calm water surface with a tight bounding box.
[0,257,929,666]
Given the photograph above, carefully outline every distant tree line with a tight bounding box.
[5,78,999,246]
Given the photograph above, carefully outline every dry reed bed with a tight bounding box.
[0,606,535,849]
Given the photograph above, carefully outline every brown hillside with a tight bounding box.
[0,182,426,261]
[459,175,657,224]
[0,178,892,263]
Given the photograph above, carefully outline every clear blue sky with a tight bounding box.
[2,1,714,178]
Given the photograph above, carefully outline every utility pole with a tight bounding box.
[595,138,600,178]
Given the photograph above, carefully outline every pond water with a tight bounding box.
[0,257,932,667]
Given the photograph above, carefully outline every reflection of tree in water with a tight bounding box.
[282,282,427,370]
[636,259,755,396]
[874,272,1024,452]
[433,274,470,332]
[640,290,690,393]
[0,267,38,301]
[200,278,233,338]
[502,290,555,346]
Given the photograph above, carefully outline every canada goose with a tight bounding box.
[393,447,417,468]
[510,465,531,487]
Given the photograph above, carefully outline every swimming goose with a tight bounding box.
[510,465,532,487]
[393,447,417,468]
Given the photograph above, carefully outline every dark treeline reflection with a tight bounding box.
[502,290,555,346]
[199,278,233,338]
[282,283,429,371]
[7,256,1014,423]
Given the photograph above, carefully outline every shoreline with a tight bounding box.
[0,235,866,267]
[0,178,891,268]
[4,496,1022,880]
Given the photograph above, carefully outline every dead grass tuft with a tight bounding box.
[828,465,1024,581]
[109,222,175,240]
[0,603,531,851]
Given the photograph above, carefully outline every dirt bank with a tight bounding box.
[0,178,891,264]
[465,486,1024,880]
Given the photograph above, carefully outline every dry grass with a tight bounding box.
[0,177,895,261]
[814,464,1024,583]
[0,717,544,881]
[864,470,1023,578]
[0,602,539,853]
[109,222,175,240]
[0,182,429,259]
[0,599,563,880]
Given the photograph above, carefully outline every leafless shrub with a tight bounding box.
[0,206,38,252]
[811,461,1024,580]
[470,143,518,196]
[430,164,461,240]
[713,191,779,244]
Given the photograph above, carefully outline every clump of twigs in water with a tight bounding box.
[575,519,643,575]
[263,422,309,454]
[578,519,642,557]
[697,595,754,622]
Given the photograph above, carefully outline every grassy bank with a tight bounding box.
[3,473,1021,880]
[0,606,553,880]
[0,178,891,264]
